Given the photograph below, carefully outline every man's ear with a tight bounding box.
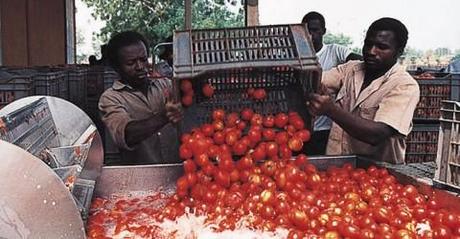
[322,27,327,36]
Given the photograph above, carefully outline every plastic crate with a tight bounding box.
[405,124,439,163]
[173,25,320,134]
[33,70,68,99]
[0,74,34,109]
[434,100,460,191]
[66,65,88,109]
[413,73,460,121]
[86,66,119,97]
[173,24,319,79]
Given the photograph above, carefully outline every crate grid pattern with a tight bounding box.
[0,75,34,109]
[434,100,460,191]
[413,73,460,121]
[405,124,439,163]
[190,26,297,65]
[174,25,319,134]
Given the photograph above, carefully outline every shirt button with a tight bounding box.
[157,132,161,136]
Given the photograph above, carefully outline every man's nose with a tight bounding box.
[134,60,143,70]
[368,45,378,55]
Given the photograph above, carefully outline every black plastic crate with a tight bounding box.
[86,66,119,97]
[173,24,320,134]
[405,124,439,163]
[33,71,68,99]
[413,73,460,121]
[0,75,34,109]
[174,24,319,79]
[178,66,318,134]
[67,66,88,109]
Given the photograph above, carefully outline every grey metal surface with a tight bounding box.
[94,164,184,197]
[47,96,93,146]
[0,140,85,239]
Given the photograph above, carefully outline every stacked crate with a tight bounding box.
[406,72,460,163]
[173,24,320,160]
[434,100,460,192]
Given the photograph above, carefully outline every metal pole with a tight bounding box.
[184,0,192,30]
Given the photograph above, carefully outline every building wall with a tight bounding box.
[1,0,72,66]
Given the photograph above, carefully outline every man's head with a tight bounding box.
[301,11,326,52]
[363,18,408,73]
[107,31,150,88]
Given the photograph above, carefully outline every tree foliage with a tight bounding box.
[323,32,354,47]
[82,0,244,50]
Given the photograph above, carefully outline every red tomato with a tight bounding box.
[218,158,235,172]
[195,153,210,167]
[253,88,267,100]
[265,141,279,157]
[212,109,226,121]
[202,83,214,97]
[232,140,248,155]
[288,136,304,152]
[201,123,214,137]
[191,138,209,156]
[225,112,240,127]
[275,131,289,145]
[279,144,292,159]
[241,108,254,121]
[176,176,189,191]
[225,130,239,146]
[295,129,311,142]
[263,128,276,141]
[250,113,263,126]
[294,154,308,166]
[183,159,197,173]
[180,79,193,92]
[290,117,305,130]
[236,156,253,170]
[247,129,262,145]
[181,94,193,106]
[215,170,231,188]
[263,115,275,128]
[213,131,225,145]
[275,113,289,128]
[260,160,277,177]
[179,144,193,160]
[212,120,225,131]
[185,172,197,187]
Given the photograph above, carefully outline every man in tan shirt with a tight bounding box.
[307,18,420,164]
[99,31,183,164]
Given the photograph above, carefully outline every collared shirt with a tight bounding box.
[98,78,179,165]
[322,61,420,164]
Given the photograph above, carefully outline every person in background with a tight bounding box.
[307,17,420,164]
[96,44,109,66]
[88,55,97,65]
[445,58,460,73]
[99,31,183,165]
[301,11,362,155]
[154,36,174,78]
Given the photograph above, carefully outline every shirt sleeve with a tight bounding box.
[321,62,349,94]
[98,92,134,150]
[374,82,420,136]
[334,44,352,64]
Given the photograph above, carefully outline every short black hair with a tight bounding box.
[159,35,173,61]
[301,11,325,29]
[366,17,408,50]
[106,31,149,69]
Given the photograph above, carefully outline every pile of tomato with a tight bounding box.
[87,109,460,239]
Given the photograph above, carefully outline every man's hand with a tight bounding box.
[306,93,335,116]
[165,101,183,124]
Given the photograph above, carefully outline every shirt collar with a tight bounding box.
[112,80,132,91]
[352,61,402,82]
